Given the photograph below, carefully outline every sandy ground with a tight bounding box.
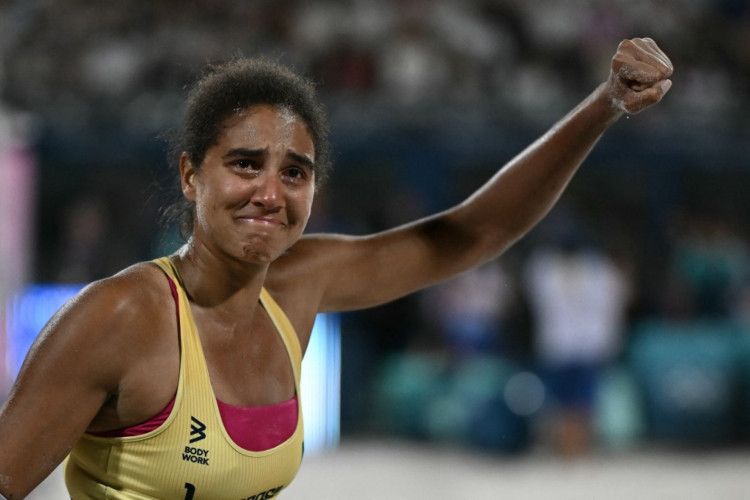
[29,439,750,499]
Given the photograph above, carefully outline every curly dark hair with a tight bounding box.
[162,57,331,240]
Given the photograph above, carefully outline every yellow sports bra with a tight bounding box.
[64,257,304,499]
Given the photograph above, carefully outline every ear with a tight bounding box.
[179,152,198,202]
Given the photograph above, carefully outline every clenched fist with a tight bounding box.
[606,37,673,115]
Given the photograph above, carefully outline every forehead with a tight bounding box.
[217,104,314,156]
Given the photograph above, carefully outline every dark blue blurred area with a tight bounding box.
[2,0,750,456]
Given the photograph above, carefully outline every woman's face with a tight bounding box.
[181,104,316,265]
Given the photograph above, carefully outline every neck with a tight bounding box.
[171,240,268,310]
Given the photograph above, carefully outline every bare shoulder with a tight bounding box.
[69,262,171,326]
[40,261,175,363]
[97,261,172,313]
[5,261,176,417]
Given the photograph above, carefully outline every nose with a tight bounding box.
[250,171,284,211]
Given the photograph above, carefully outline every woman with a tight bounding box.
[0,37,672,499]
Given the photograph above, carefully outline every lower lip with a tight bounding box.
[237,217,284,227]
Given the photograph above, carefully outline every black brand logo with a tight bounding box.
[190,416,206,443]
[183,416,210,466]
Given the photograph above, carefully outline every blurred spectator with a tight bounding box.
[55,196,111,283]
[522,213,631,456]
[667,214,750,319]
[420,261,517,359]
[377,4,452,105]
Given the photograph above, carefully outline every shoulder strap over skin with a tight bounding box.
[259,288,303,380]
[152,257,182,286]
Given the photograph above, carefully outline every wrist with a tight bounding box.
[589,82,626,127]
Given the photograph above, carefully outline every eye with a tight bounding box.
[282,165,310,183]
[233,159,255,169]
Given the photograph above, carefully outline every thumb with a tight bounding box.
[621,78,673,114]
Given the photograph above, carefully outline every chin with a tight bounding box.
[238,244,280,265]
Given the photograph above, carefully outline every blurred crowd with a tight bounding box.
[2,0,750,456]
[1,0,749,128]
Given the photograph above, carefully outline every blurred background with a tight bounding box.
[1,0,750,498]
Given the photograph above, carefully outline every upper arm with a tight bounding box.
[277,207,508,313]
[0,274,153,499]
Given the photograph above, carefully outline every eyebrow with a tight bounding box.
[223,147,316,170]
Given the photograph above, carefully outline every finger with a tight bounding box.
[629,38,674,76]
[639,37,673,71]
[613,38,673,79]
[650,78,673,100]
[613,45,672,78]
[612,56,664,88]
[612,50,672,89]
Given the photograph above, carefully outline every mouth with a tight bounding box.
[234,215,288,228]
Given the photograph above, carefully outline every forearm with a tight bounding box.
[453,83,622,257]
[448,38,673,264]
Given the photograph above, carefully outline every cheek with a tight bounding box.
[195,177,239,207]
[291,190,315,225]
[193,179,235,225]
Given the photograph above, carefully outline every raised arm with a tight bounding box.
[275,38,673,314]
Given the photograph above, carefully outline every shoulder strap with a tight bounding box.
[152,257,182,285]
[259,288,303,380]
